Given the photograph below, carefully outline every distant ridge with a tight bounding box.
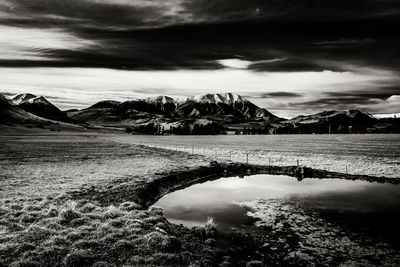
[1,92,399,134]
[83,93,281,123]
[10,93,71,122]
[277,109,383,134]
[0,93,82,131]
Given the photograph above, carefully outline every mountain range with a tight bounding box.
[1,92,399,134]
[0,94,82,132]
[10,93,71,122]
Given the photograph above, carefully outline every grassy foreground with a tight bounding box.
[0,133,218,266]
[2,132,398,266]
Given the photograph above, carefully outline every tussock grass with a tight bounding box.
[119,201,142,211]
[58,201,81,225]
[0,198,217,266]
[79,203,97,213]
[104,205,123,219]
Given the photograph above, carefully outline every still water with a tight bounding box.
[155,175,400,245]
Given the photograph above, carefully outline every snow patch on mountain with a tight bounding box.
[190,93,247,104]
[10,93,53,106]
[373,113,400,118]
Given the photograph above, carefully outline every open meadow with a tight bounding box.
[0,132,216,266]
[1,132,399,266]
[116,134,400,178]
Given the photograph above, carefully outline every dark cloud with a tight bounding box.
[183,0,400,23]
[0,0,180,29]
[260,92,302,98]
[248,58,343,72]
[289,98,382,112]
[286,87,400,113]
[326,90,398,101]
[0,91,15,97]
[0,19,398,72]
[3,0,400,30]
[0,0,400,72]
[313,38,375,49]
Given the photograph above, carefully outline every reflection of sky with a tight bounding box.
[155,175,400,227]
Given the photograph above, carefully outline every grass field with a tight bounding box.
[120,134,400,178]
[0,133,215,266]
[1,132,399,266]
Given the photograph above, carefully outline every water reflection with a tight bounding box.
[155,175,400,239]
[155,175,400,264]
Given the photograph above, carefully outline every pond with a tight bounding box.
[154,175,400,265]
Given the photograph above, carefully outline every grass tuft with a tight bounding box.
[113,239,135,250]
[58,202,81,225]
[104,205,123,219]
[119,201,142,211]
[149,206,164,217]
[63,249,94,267]
[79,203,97,213]
[45,206,59,217]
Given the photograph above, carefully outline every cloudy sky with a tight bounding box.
[0,0,399,118]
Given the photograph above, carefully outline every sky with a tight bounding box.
[0,0,399,118]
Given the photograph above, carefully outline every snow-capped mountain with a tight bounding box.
[0,93,81,130]
[373,113,400,119]
[82,93,280,122]
[286,110,376,125]
[190,93,245,104]
[10,93,37,105]
[175,93,279,120]
[277,109,382,134]
[9,93,71,122]
[2,92,399,134]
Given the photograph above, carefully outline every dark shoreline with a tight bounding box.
[72,160,400,208]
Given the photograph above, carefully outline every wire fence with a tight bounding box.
[131,140,323,168]
[128,140,389,177]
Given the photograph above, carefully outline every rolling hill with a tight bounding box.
[71,93,281,127]
[1,92,399,134]
[10,93,72,122]
[0,93,83,132]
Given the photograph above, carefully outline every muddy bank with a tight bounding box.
[72,161,400,208]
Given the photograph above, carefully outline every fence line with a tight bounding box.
[131,140,309,168]
[132,141,359,176]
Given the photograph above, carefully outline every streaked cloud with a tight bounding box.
[0,25,96,61]
[1,66,399,117]
[0,0,399,116]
